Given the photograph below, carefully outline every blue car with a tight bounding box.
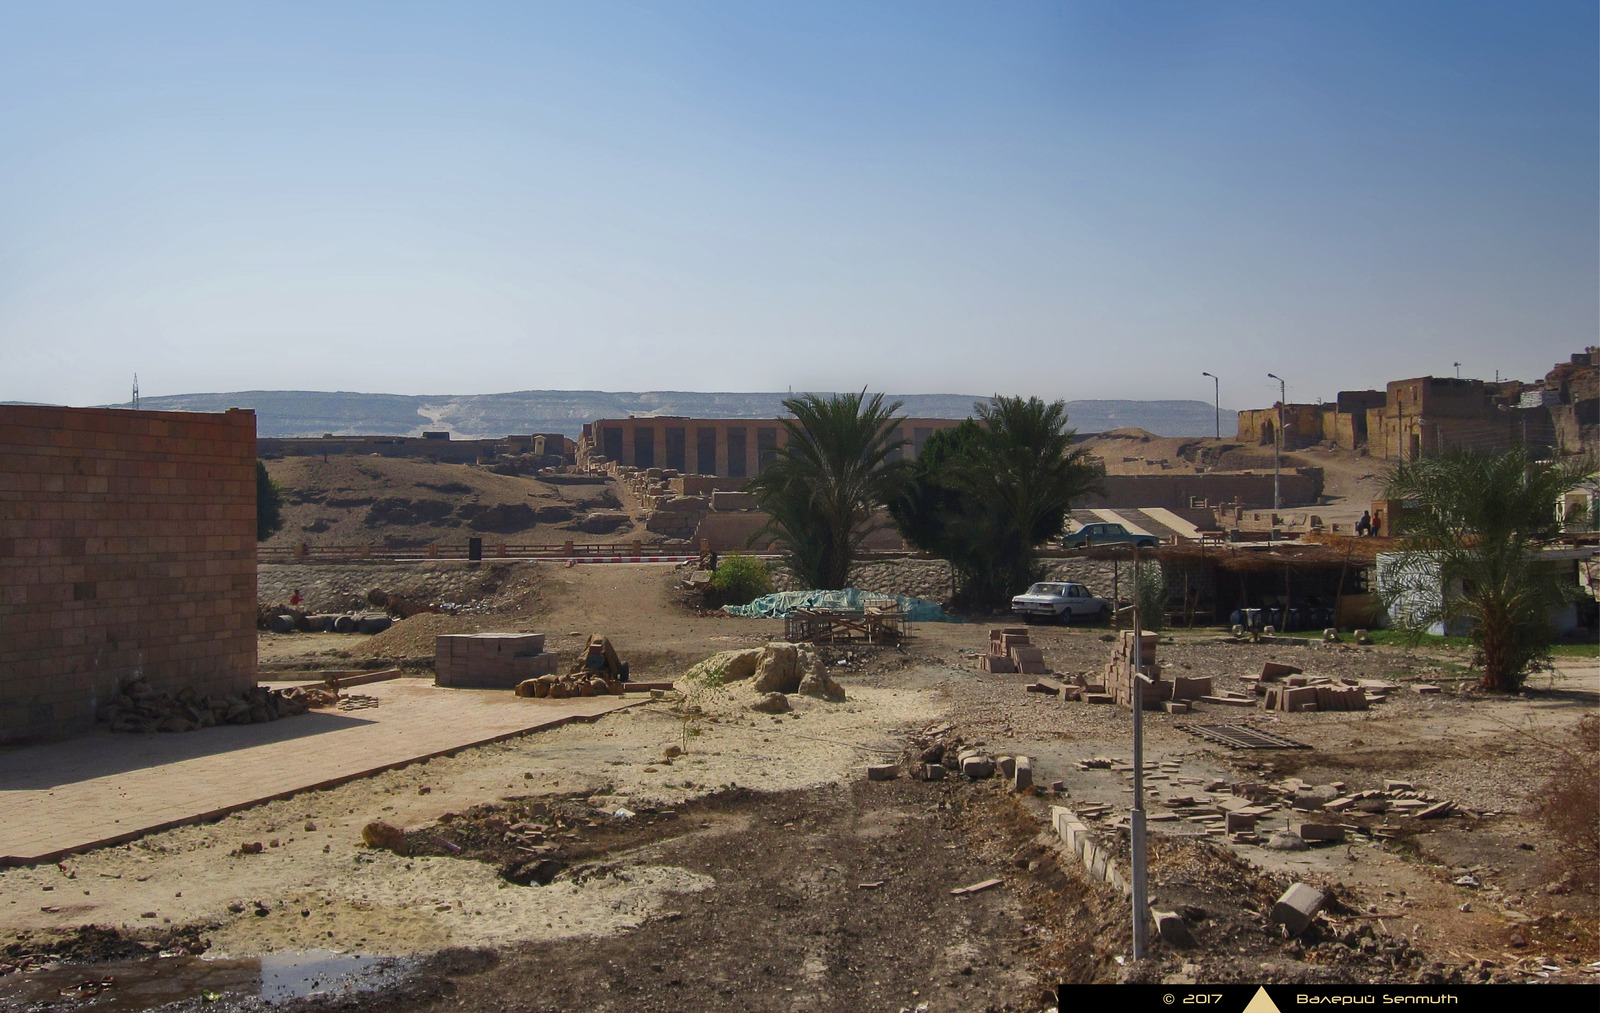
[1062,522,1157,550]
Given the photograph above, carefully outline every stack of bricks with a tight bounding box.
[1262,680,1369,712]
[979,628,1046,674]
[434,633,559,689]
[1104,631,1165,709]
[0,405,259,745]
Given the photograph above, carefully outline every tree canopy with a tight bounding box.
[256,460,284,542]
[890,396,1102,607]
[1377,447,1594,692]
[745,391,909,590]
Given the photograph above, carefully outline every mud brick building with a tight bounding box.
[577,416,963,479]
[0,406,258,743]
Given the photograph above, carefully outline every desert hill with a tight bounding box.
[94,389,1234,439]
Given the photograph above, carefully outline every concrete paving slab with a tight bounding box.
[0,680,642,865]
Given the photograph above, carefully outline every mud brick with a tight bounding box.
[1270,883,1327,936]
[1083,693,1114,704]
[1281,686,1317,711]
[1170,675,1212,700]
[1013,756,1033,792]
[1263,687,1280,710]
[511,654,560,679]
[996,755,1017,779]
[1260,662,1302,680]
[960,754,994,779]
[1016,659,1049,675]
[1164,701,1191,714]
[1026,678,1064,694]
[1293,822,1344,842]
[980,654,1017,674]
[1225,811,1257,833]
[1008,644,1045,664]
[866,764,899,781]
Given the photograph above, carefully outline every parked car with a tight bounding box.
[1009,581,1113,623]
[1062,521,1158,550]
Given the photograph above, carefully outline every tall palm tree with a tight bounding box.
[1378,447,1594,692]
[746,391,909,589]
[890,397,1102,606]
[953,396,1103,602]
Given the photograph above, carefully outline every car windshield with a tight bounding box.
[1026,583,1065,596]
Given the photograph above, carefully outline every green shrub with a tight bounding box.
[706,554,774,607]
[1133,561,1167,632]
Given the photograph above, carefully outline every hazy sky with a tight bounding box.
[1,2,1594,412]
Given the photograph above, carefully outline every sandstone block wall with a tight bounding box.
[0,406,258,744]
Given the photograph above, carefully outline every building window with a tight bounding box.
[913,427,933,456]
[697,428,718,475]
[757,427,778,472]
[603,427,623,463]
[665,427,686,472]
[635,427,655,468]
[727,427,747,478]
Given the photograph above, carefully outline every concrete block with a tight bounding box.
[866,764,898,781]
[1293,822,1344,842]
[1225,811,1257,833]
[1152,909,1194,947]
[1013,755,1033,791]
[920,761,946,781]
[996,755,1016,779]
[1089,846,1109,880]
[1270,883,1327,936]
[961,755,994,779]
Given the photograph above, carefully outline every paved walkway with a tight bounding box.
[0,681,642,865]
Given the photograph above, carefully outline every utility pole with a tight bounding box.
[1129,545,1149,960]
[1267,373,1286,513]
[1202,372,1220,440]
[131,374,139,410]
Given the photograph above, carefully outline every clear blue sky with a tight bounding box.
[1,2,1594,412]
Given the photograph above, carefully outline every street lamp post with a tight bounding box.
[1129,546,1149,961]
[1202,372,1220,440]
[1267,373,1286,514]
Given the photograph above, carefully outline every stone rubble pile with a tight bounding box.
[99,680,323,734]
[679,642,847,712]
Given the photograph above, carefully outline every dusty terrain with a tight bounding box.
[260,456,650,551]
[3,556,1596,1010]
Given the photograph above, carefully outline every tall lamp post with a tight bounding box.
[1267,373,1286,513]
[1202,371,1220,440]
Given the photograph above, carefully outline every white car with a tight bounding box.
[1010,581,1113,624]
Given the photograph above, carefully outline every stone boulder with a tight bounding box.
[751,692,791,714]
[752,643,804,694]
[797,668,846,702]
[684,648,764,684]
[362,821,408,854]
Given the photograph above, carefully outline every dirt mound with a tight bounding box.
[262,455,647,548]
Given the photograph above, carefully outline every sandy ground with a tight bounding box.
[2,561,1596,1009]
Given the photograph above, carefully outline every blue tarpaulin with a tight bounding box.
[722,588,956,623]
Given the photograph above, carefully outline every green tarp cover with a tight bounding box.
[722,588,956,623]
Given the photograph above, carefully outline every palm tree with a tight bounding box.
[746,391,909,589]
[1378,447,1594,692]
[890,396,1102,606]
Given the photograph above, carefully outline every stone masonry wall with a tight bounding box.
[0,406,258,744]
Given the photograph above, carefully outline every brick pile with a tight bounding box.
[979,627,1046,674]
[1262,680,1371,712]
[434,633,559,689]
[99,679,311,734]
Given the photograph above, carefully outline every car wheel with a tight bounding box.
[1056,609,1071,626]
[1097,604,1112,623]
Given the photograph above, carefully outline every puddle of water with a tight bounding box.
[0,949,407,1011]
